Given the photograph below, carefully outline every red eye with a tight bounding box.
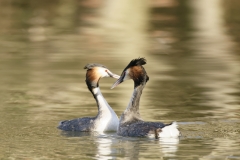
[105,70,108,72]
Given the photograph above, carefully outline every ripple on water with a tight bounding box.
[179,120,240,139]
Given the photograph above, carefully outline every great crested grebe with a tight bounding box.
[111,58,180,138]
[58,63,119,132]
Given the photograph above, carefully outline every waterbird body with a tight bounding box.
[58,63,119,132]
[111,58,180,138]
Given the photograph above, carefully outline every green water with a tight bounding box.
[0,0,240,159]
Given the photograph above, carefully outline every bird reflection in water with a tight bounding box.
[60,131,179,159]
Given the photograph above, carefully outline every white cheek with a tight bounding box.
[98,68,109,77]
[123,74,131,81]
[123,70,131,81]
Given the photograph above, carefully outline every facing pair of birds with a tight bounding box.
[58,58,180,138]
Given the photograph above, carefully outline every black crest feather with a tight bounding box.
[84,63,107,70]
[124,57,146,71]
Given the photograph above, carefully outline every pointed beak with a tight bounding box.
[111,73,125,89]
[107,71,120,79]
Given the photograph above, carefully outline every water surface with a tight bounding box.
[0,0,240,159]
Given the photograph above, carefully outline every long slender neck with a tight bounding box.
[92,87,111,112]
[120,83,145,124]
[127,84,144,112]
[86,79,112,113]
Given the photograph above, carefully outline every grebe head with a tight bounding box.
[111,58,149,89]
[84,63,120,79]
[84,63,120,90]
